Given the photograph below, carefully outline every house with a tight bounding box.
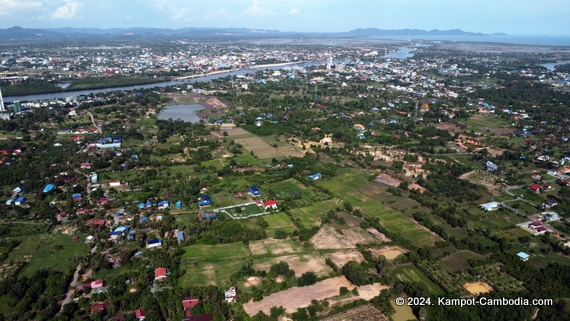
[109,180,121,187]
[43,183,55,193]
[176,231,185,243]
[225,287,237,302]
[140,216,150,223]
[198,195,211,207]
[353,124,365,131]
[531,173,542,180]
[480,202,500,211]
[486,161,498,173]
[154,267,167,280]
[90,302,108,313]
[147,239,162,248]
[308,173,322,180]
[248,186,261,197]
[14,196,25,206]
[91,279,104,289]
[542,199,558,209]
[542,184,552,191]
[529,183,541,193]
[517,252,530,261]
[81,163,92,169]
[157,200,170,210]
[182,298,200,316]
[356,133,365,139]
[543,211,560,222]
[264,200,278,210]
[135,308,145,320]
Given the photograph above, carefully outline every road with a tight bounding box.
[59,244,97,312]
[85,111,101,133]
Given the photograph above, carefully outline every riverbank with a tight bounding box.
[174,61,308,80]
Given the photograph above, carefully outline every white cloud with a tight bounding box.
[243,0,275,16]
[289,8,300,14]
[0,0,42,16]
[51,1,81,19]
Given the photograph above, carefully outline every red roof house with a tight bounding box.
[90,302,108,313]
[135,308,145,320]
[154,267,167,281]
[529,183,541,193]
[264,200,277,210]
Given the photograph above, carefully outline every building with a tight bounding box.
[154,268,167,281]
[529,184,541,193]
[43,183,55,193]
[517,252,530,261]
[486,161,498,173]
[248,186,261,197]
[308,173,322,180]
[147,239,162,248]
[14,196,25,206]
[225,287,237,302]
[353,124,365,131]
[135,308,145,320]
[176,231,185,243]
[480,202,500,211]
[157,200,170,210]
[542,211,560,222]
[199,195,211,207]
[263,200,278,210]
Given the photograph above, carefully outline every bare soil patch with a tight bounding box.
[408,183,426,193]
[320,305,389,321]
[254,254,332,277]
[323,250,365,268]
[486,148,505,157]
[336,212,364,227]
[243,276,354,315]
[368,246,408,260]
[249,238,300,256]
[310,225,355,249]
[459,169,501,196]
[366,228,392,242]
[244,276,261,288]
[464,282,493,295]
[225,127,250,136]
[357,283,391,300]
[236,137,282,159]
[341,227,378,246]
[490,128,515,135]
[375,173,401,187]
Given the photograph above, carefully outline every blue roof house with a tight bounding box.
[43,184,55,193]
[176,201,182,209]
[308,173,322,180]
[15,196,26,206]
[357,133,365,139]
[248,186,261,197]
[176,231,185,243]
[140,216,150,223]
[198,195,211,207]
[517,252,530,261]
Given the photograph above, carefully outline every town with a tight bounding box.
[0,34,570,321]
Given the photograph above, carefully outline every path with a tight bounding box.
[85,111,102,134]
[60,244,97,312]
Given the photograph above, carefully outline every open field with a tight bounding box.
[440,250,487,272]
[369,246,408,260]
[182,243,250,261]
[310,225,355,249]
[232,130,303,159]
[392,265,445,296]
[263,212,295,230]
[253,253,332,277]
[290,199,340,227]
[341,227,379,246]
[464,282,493,295]
[8,233,89,277]
[323,250,365,268]
[243,276,354,315]
[249,238,302,256]
[366,228,392,242]
[336,212,364,227]
[391,301,416,321]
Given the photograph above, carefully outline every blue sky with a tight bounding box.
[0,0,568,36]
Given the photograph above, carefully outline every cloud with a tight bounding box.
[203,8,230,21]
[243,0,275,16]
[289,8,300,14]
[0,0,42,16]
[51,1,81,19]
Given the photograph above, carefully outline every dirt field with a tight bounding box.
[366,228,392,242]
[253,254,333,277]
[341,227,379,246]
[249,238,300,256]
[375,173,401,187]
[310,225,355,249]
[323,250,365,268]
[336,212,364,227]
[464,282,493,295]
[408,183,426,193]
[244,276,260,288]
[459,170,501,196]
[486,148,506,157]
[243,276,355,315]
[357,283,391,300]
[235,137,283,159]
[320,305,389,321]
[369,246,408,260]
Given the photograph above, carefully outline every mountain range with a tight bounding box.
[0,26,506,40]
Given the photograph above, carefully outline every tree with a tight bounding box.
[297,271,318,286]
[342,261,370,285]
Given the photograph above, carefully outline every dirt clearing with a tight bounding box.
[253,254,332,277]
[366,228,392,242]
[249,238,300,256]
[341,227,378,246]
[243,276,354,315]
[310,225,355,249]
[369,246,408,260]
[464,282,493,295]
[323,250,365,268]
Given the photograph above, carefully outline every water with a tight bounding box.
[383,47,415,60]
[372,35,570,46]
[3,60,336,102]
[157,104,204,123]
[539,61,570,71]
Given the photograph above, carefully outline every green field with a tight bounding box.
[391,300,417,321]
[223,203,267,217]
[180,242,251,288]
[266,179,305,199]
[440,250,486,273]
[264,212,296,237]
[8,233,89,277]
[392,265,445,296]
[290,198,340,227]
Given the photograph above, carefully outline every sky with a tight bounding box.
[0,0,569,36]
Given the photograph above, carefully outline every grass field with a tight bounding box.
[181,243,250,261]
[264,213,296,237]
[265,179,306,199]
[391,300,417,321]
[290,199,340,227]
[392,265,445,296]
[440,250,486,273]
[8,233,89,277]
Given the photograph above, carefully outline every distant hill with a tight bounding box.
[0,26,506,40]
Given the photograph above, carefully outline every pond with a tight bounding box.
[157,104,204,123]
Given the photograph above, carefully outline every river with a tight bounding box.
[539,61,570,71]
[4,47,415,103]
